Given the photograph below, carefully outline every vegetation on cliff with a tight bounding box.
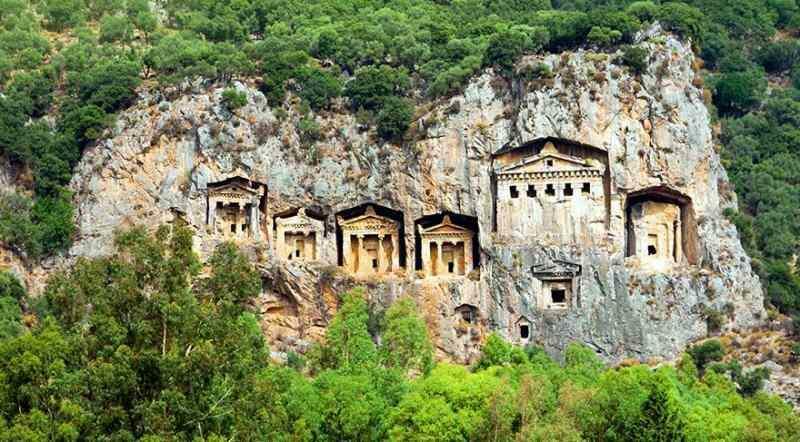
[0,226,796,440]
[0,0,796,315]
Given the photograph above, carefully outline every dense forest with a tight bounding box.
[0,225,795,440]
[1,0,800,439]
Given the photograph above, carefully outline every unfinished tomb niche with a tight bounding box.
[493,139,609,242]
[455,304,478,324]
[415,213,479,278]
[336,204,405,276]
[625,187,699,267]
[207,177,267,240]
[274,208,325,262]
[531,259,581,311]
[517,316,531,343]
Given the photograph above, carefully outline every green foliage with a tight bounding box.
[621,45,649,75]
[221,88,248,110]
[475,333,528,369]
[485,26,549,72]
[292,66,342,110]
[345,65,410,112]
[0,271,25,301]
[687,339,725,372]
[311,288,378,372]
[376,96,414,141]
[0,296,22,339]
[713,69,768,115]
[380,297,433,375]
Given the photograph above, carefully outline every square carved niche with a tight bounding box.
[542,279,571,310]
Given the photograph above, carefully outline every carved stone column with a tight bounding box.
[377,234,385,273]
[250,202,260,240]
[463,238,473,275]
[342,233,352,271]
[421,237,431,277]
[391,233,400,272]
[435,241,443,276]
[358,235,367,274]
[674,220,682,263]
[305,231,314,260]
[208,197,216,232]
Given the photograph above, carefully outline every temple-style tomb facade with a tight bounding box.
[275,208,324,262]
[207,177,266,240]
[496,141,606,242]
[628,200,682,265]
[418,215,474,277]
[338,205,401,275]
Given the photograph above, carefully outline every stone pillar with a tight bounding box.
[391,233,400,272]
[674,220,682,263]
[435,241,443,276]
[464,237,473,274]
[277,225,286,259]
[250,202,260,240]
[342,233,352,271]
[421,238,431,277]
[358,235,367,274]
[305,232,314,260]
[208,197,216,232]
[377,234,385,273]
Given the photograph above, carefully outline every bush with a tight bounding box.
[297,116,321,144]
[737,367,770,397]
[221,88,247,110]
[345,65,410,111]
[657,2,707,41]
[376,96,413,141]
[71,58,142,112]
[621,45,649,75]
[713,70,767,116]
[292,66,342,110]
[0,296,22,339]
[0,271,25,301]
[755,40,800,73]
[485,26,549,72]
[687,340,725,372]
[587,26,622,47]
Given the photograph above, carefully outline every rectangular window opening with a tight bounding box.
[520,324,530,339]
[551,289,566,304]
[230,224,236,233]
[526,185,536,198]
[546,159,554,167]
[372,258,378,269]
[564,183,573,197]
[448,262,455,273]
[582,182,591,193]
[545,184,555,196]
[510,185,519,198]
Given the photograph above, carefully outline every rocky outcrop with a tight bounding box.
[18,32,764,363]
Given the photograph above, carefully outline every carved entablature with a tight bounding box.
[418,215,475,277]
[495,141,607,243]
[207,177,266,241]
[531,258,581,311]
[338,205,402,275]
[275,208,324,262]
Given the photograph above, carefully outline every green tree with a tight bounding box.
[376,96,413,141]
[380,297,433,376]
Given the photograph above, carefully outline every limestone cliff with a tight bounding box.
[14,32,765,363]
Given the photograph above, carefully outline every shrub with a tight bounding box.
[0,296,22,339]
[687,340,725,372]
[292,66,342,110]
[755,40,800,73]
[737,367,770,397]
[713,70,767,116]
[485,26,549,72]
[376,96,413,141]
[297,116,321,144]
[657,2,707,41]
[345,65,410,111]
[0,271,25,301]
[587,26,623,47]
[621,45,649,75]
[221,88,248,110]
[99,14,134,43]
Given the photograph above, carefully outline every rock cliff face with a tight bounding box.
[19,33,765,363]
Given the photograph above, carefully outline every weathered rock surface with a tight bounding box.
[14,33,765,363]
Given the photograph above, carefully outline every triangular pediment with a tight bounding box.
[500,153,592,174]
[531,259,581,278]
[419,215,473,236]
[209,182,259,195]
[340,206,397,228]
